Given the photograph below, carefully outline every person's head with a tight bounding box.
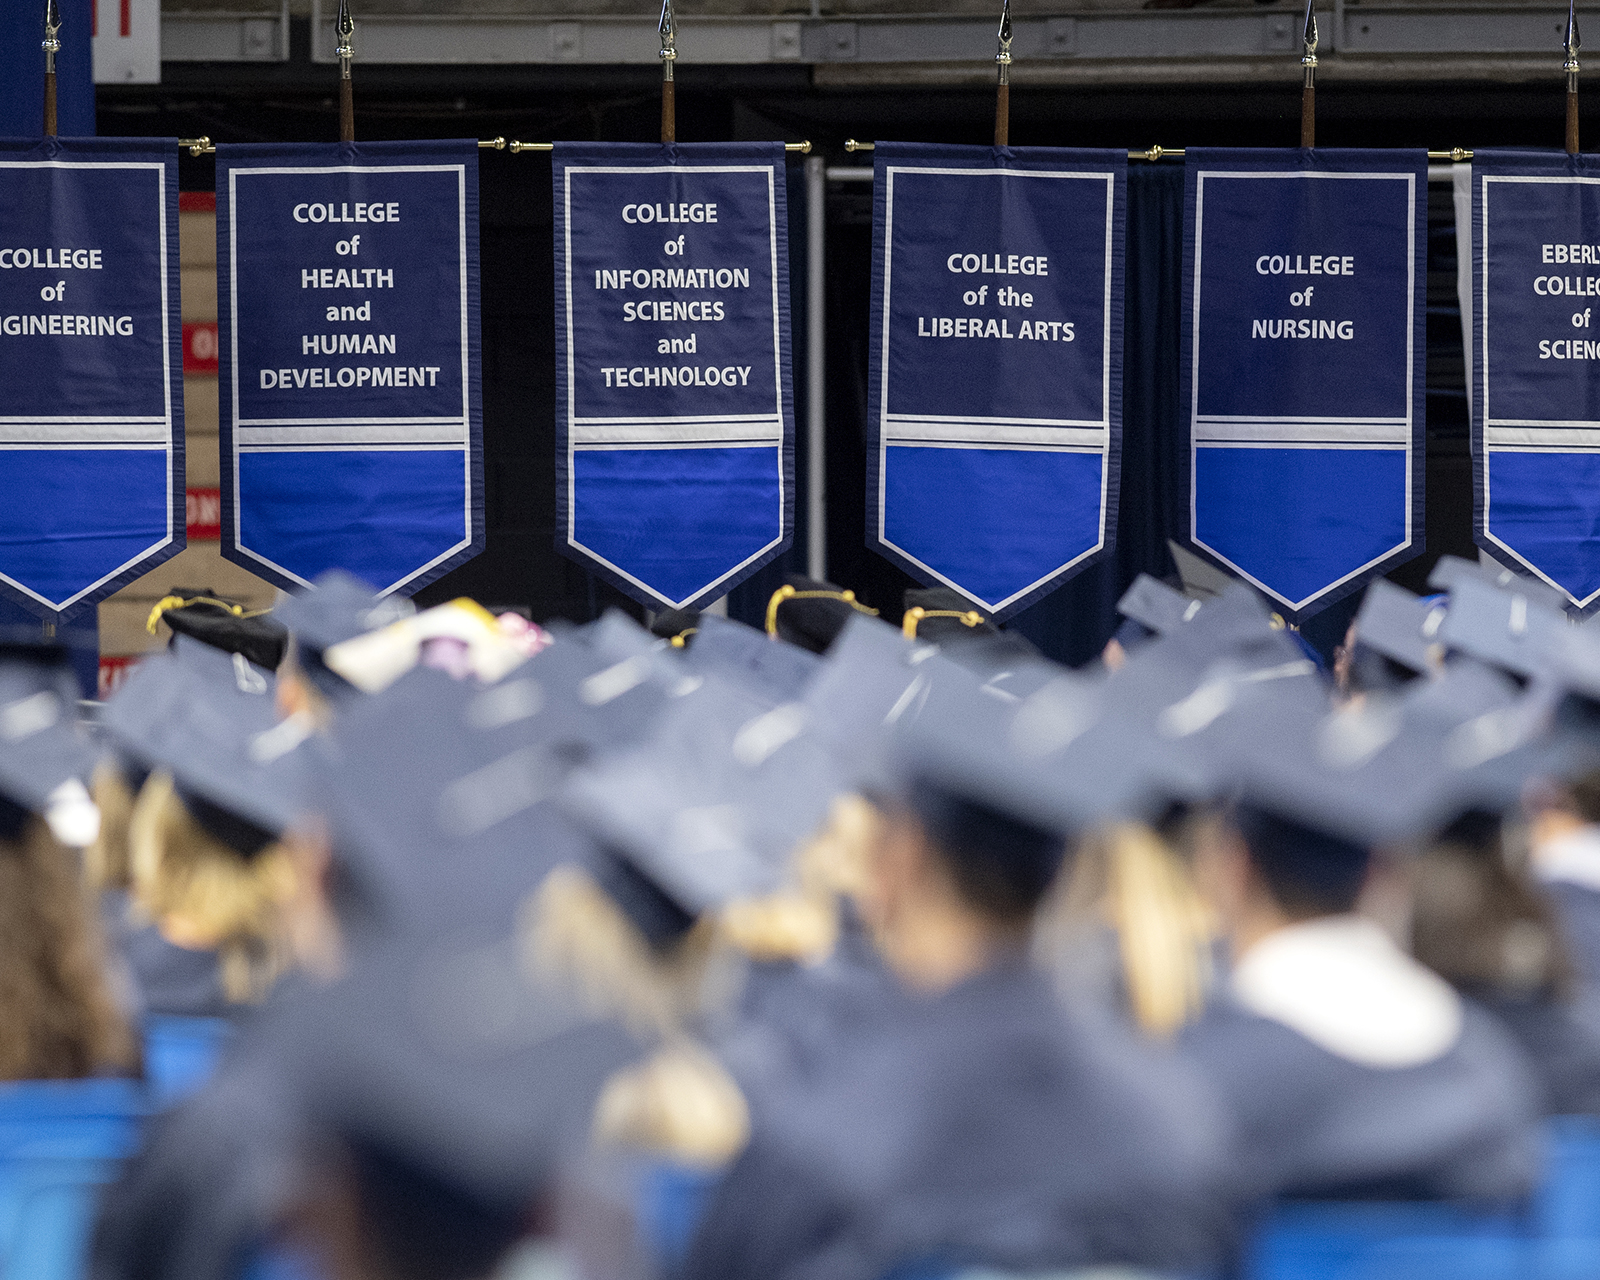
[0,803,137,1079]
[1195,802,1371,954]
[128,770,298,1002]
[860,778,1067,990]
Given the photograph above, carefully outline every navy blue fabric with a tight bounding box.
[215,140,485,598]
[1178,149,1428,623]
[0,0,94,139]
[1471,149,1600,615]
[0,136,184,620]
[552,142,796,611]
[863,144,1125,621]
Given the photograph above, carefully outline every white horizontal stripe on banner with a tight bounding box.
[1485,426,1600,448]
[0,422,167,444]
[571,417,782,446]
[235,423,466,447]
[574,440,778,452]
[883,419,1108,449]
[1194,418,1409,445]
[1197,441,1408,451]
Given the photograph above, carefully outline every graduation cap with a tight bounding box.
[651,607,700,647]
[1168,539,1237,601]
[1436,574,1568,680]
[765,576,878,654]
[282,933,643,1266]
[1349,580,1447,685]
[146,590,288,672]
[0,660,101,846]
[1428,554,1566,612]
[273,570,414,703]
[1118,574,1202,638]
[900,587,997,642]
[684,613,822,705]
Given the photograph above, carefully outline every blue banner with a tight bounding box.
[1180,149,1427,621]
[0,137,183,620]
[1472,150,1600,614]
[864,143,1124,619]
[553,142,794,611]
[216,141,484,596]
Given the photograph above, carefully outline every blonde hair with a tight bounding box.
[520,864,725,1041]
[1040,822,1215,1038]
[128,771,296,1003]
[0,816,139,1080]
[85,760,138,892]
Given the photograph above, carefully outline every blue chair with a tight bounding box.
[634,1162,723,1271]
[1533,1116,1600,1242]
[141,1016,231,1109]
[0,1078,146,1280]
[1248,1201,1529,1280]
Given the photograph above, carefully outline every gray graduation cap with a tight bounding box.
[282,933,643,1247]
[1352,579,1447,677]
[1118,574,1202,637]
[1428,554,1566,612]
[1168,539,1237,601]
[1437,574,1569,680]
[0,660,99,830]
[685,613,822,705]
[274,570,413,702]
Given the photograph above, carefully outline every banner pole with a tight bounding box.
[806,153,827,581]
[1567,0,1582,156]
[41,0,60,137]
[336,0,356,144]
[994,0,1012,148]
[659,0,677,145]
[1300,0,1318,148]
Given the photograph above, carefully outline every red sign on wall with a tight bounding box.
[98,655,140,699]
[183,322,219,375]
[186,488,221,540]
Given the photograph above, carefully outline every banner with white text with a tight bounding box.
[553,142,794,611]
[1180,149,1427,622]
[0,137,184,619]
[216,141,483,596]
[1472,149,1600,614]
[865,143,1124,619]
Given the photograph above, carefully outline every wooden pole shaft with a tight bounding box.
[995,82,1009,147]
[339,76,355,143]
[42,71,56,136]
[661,76,676,144]
[1569,88,1581,155]
[1300,82,1315,148]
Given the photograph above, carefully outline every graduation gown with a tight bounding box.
[684,958,1237,1280]
[1535,826,1600,989]
[1181,916,1541,1202]
[101,889,229,1020]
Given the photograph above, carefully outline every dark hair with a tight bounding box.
[908,777,1066,923]
[1233,803,1370,917]
[1567,765,1600,825]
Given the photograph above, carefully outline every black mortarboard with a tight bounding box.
[147,591,288,672]
[766,577,878,655]
[283,935,642,1258]
[650,607,701,646]
[1437,574,1568,680]
[1351,580,1446,679]
[900,587,998,643]
[1118,574,1202,637]
[685,613,822,705]
[274,570,413,702]
[1428,554,1566,612]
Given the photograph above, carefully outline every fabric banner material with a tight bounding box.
[553,142,794,611]
[1471,150,1600,613]
[216,141,484,596]
[865,143,1125,619]
[0,137,183,619]
[1180,149,1427,622]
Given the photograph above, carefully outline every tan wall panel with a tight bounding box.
[98,599,162,658]
[183,377,219,436]
[181,265,217,323]
[178,211,217,269]
[186,436,221,488]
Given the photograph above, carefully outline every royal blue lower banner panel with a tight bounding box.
[0,138,184,619]
[1473,150,1600,613]
[865,143,1124,619]
[1180,148,1427,622]
[553,142,794,611]
[216,141,483,596]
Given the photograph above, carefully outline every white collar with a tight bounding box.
[1230,915,1462,1069]
[1535,825,1600,894]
